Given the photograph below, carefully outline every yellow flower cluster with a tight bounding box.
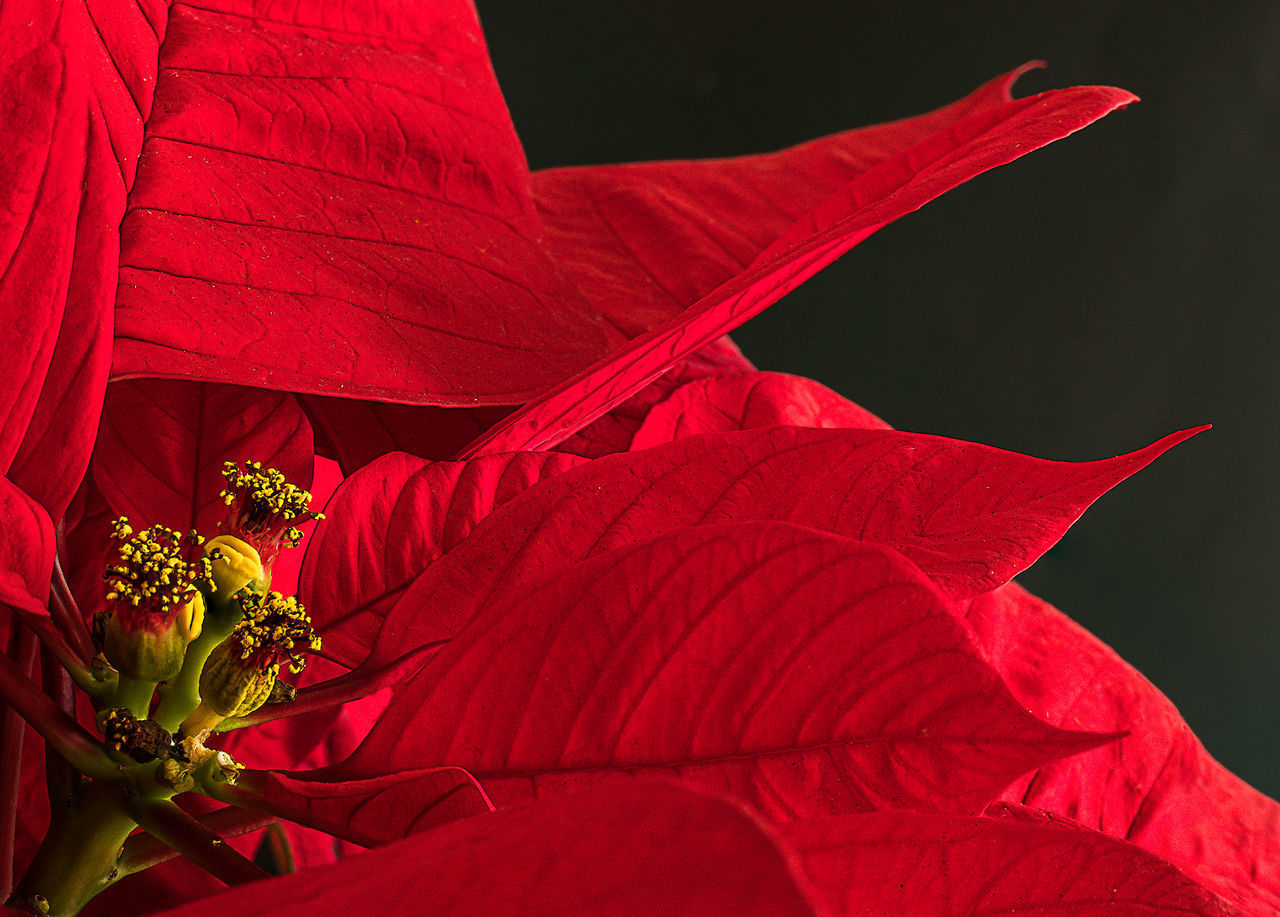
[104,517,214,617]
[231,590,322,674]
[219,460,321,549]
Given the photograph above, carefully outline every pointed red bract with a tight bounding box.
[155,783,819,917]
[461,79,1136,457]
[92,381,314,535]
[111,0,618,404]
[358,426,1197,665]
[300,450,584,668]
[533,64,1047,338]
[214,766,493,847]
[349,523,1105,818]
[968,583,1280,915]
[778,805,1238,916]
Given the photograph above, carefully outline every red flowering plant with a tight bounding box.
[1,1,1277,915]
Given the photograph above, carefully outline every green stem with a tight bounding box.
[110,676,156,720]
[10,782,137,916]
[153,614,237,733]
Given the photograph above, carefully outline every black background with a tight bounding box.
[475,1,1280,797]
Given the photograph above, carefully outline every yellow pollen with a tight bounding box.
[231,591,321,674]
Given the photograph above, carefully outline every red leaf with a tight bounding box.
[373,426,1198,661]
[299,450,583,669]
[968,583,1280,915]
[533,64,1045,338]
[0,0,155,518]
[0,478,55,624]
[628,371,890,451]
[777,806,1238,916]
[556,335,758,458]
[461,77,1136,457]
[349,523,1104,819]
[91,380,313,535]
[213,766,493,847]
[155,783,819,917]
[111,1,618,403]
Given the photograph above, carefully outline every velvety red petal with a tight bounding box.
[461,77,1136,457]
[778,806,1238,916]
[111,0,618,403]
[154,782,819,917]
[349,523,1105,818]
[370,426,1198,663]
[299,450,584,669]
[91,380,314,535]
[968,583,1280,915]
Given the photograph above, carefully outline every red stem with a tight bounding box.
[218,643,440,731]
[119,806,277,875]
[1,622,39,901]
[124,798,270,887]
[0,648,117,783]
[41,647,78,812]
[49,549,94,666]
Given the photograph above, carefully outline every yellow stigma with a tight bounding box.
[231,591,321,674]
[104,517,213,623]
[219,461,323,557]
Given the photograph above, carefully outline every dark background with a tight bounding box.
[475,2,1280,798]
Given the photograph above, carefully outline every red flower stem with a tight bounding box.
[117,806,277,876]
[0,650,118,783]
[1,622,39,902]
[20,612,102,697]
[124,798,270,887]
[41,648,78,812]
[216,643,441,731]
[49,549,95,666]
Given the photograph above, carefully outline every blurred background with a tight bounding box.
[475,1,1280,797]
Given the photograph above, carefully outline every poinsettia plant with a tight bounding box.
[2,1,1277,915]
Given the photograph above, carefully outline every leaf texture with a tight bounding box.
[532,65,1047,339]
[215,766,494,847]
[155,783,819,917]
[91,380,314,536]
[349,523,1105,818]
[628,371,890,451]
[0,0,159,518]
[299,450,584,668]
[362,426,1198,665]
[969,583,1280,916]
[111,0,618,403]
[778,805,1238,916]
[461,78,1136,457]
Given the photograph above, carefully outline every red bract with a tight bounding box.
[2,0,1275,915]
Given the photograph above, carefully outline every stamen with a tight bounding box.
[230,591,321,675]
[218,461,323,563]
[104,517,213,627]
